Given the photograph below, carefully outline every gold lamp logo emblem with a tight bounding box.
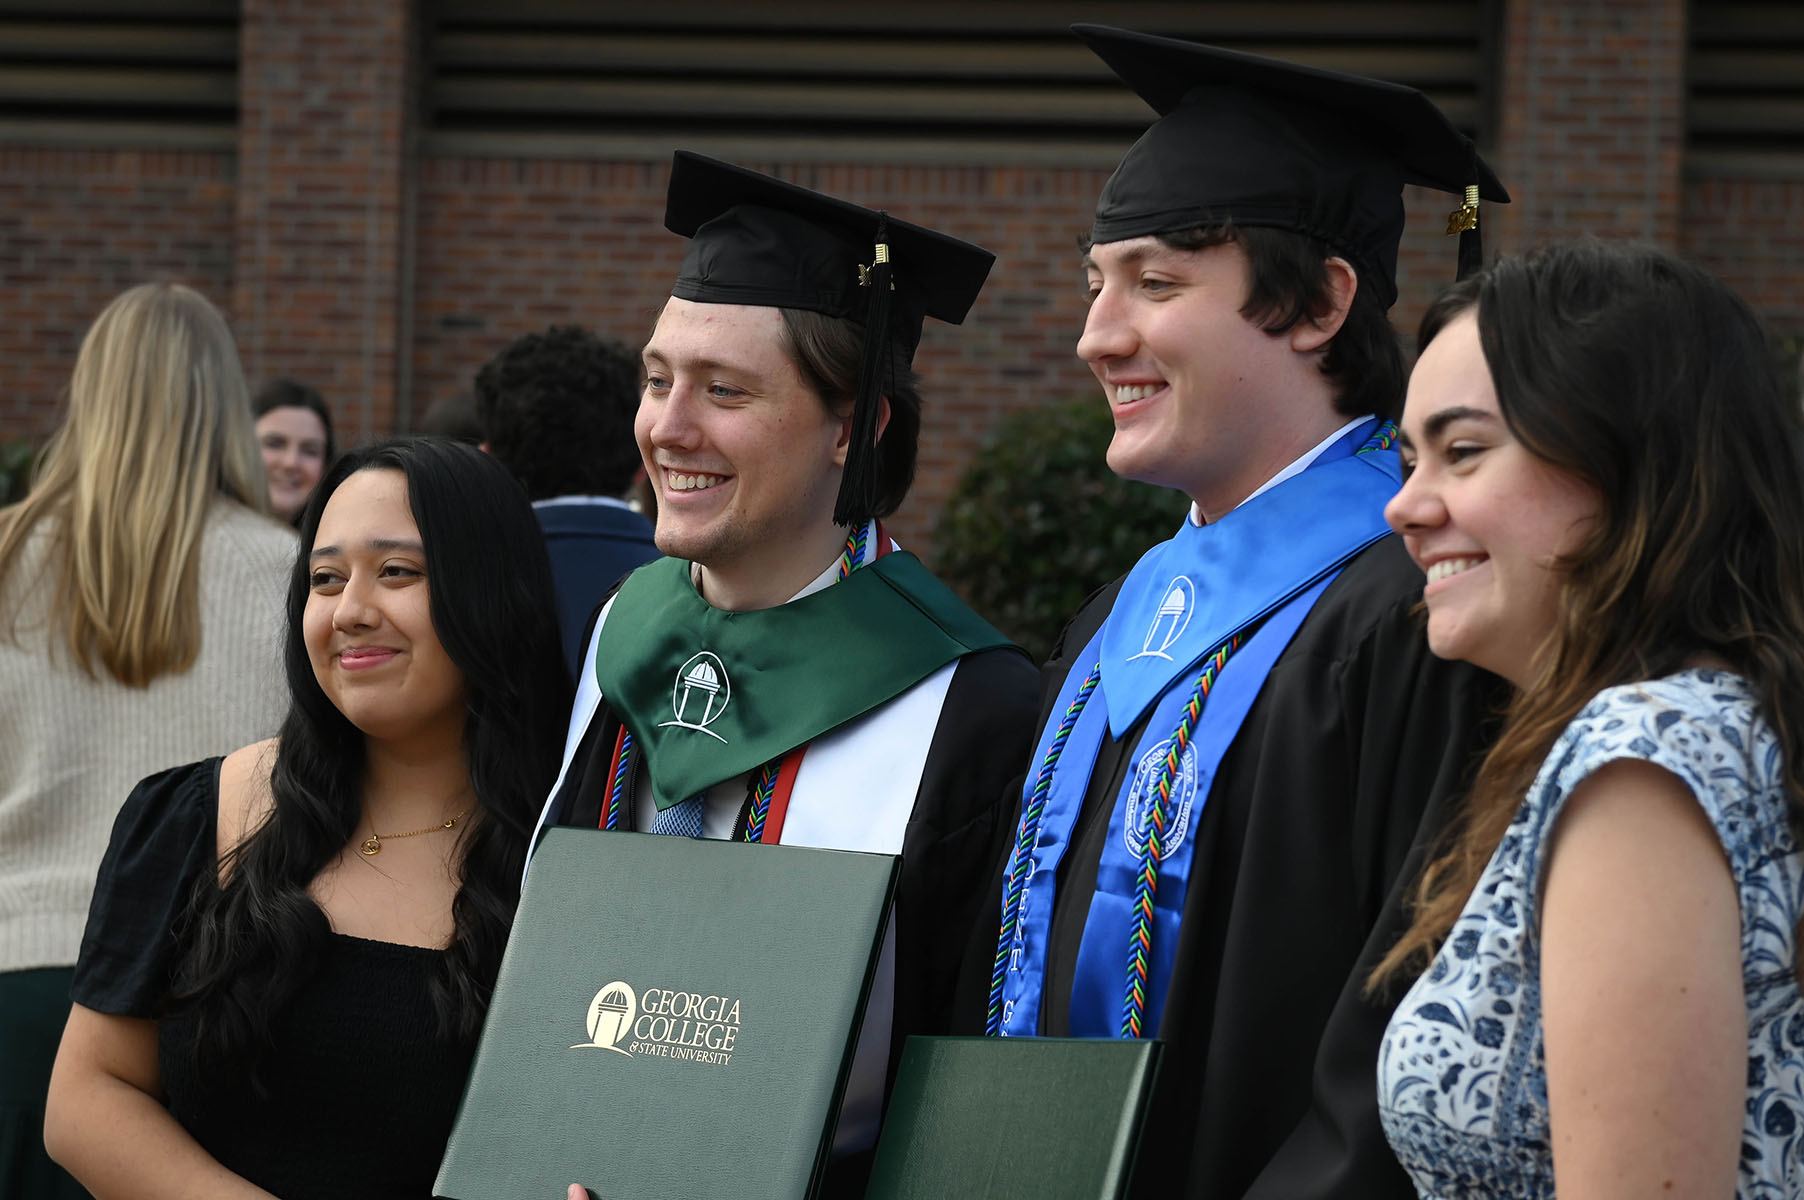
[573,981,637,1055]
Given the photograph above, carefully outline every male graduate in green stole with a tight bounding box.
[973,27,1509,1200]
[528,151,1039,1194]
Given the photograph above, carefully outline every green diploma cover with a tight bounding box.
[867,1036,1162,1200]
[434,827,898,1200]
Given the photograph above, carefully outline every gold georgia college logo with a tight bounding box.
[572,978,742,1066]
[573,980,637,1055]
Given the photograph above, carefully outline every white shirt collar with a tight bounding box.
[531,494,640,513]
[789,551,845,602]
[1188,415,1376,526]
[688,520,887,604]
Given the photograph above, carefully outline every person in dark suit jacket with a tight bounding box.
[474,326,660,677]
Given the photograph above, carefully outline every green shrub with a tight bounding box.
[932,395,1190,663]
[0,438,37,506]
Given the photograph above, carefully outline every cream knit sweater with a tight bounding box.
[0,501,296,973]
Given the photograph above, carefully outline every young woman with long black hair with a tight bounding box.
[44,437,571,1200]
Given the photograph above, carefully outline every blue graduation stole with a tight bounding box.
[993,420,1400,1038]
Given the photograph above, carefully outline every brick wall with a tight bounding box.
[1683,177,1804,340]
[1491,0,1687,252]
[232,0,412,444]
[410,157,678,436]
[5,0,1803,547]
[0,147,236,437]
[0,141,1583,548]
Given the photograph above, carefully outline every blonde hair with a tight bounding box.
[0,282,269,685]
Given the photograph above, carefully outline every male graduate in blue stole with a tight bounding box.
[974,27,1509,1200]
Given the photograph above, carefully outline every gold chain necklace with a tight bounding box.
[359,807,472,856]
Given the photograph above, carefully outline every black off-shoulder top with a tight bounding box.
[71,759,478,1200]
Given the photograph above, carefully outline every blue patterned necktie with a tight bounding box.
[649,792,705,838]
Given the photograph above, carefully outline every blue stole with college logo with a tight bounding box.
[996,420,1400,1037]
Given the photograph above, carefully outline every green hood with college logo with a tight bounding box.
[594,553,1017,810]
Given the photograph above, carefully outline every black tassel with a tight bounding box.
[1449,180,1482,281]
[834,212,892,528]
[1457,230,1483,282]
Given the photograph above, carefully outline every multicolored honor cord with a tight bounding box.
[738,521,876,841]
[742,759,783,843]
[836,519,870,581]
[1360,421,1396,454]
[601,521,881,841]
[600,725,634,830]
[1121,634,1241,1038]
[985,635,1243,1038]
[987,418,1398,1040]
[986,662,1102,1035]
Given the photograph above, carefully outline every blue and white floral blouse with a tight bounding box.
[1377,670,1804,1198]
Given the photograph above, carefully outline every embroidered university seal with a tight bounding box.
[1122,735,1200,860]
[659,651,731,742]
[1130,575,1194,662]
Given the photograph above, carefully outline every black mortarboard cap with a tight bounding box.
[1074,24,1509,308]
[664,152,995,526]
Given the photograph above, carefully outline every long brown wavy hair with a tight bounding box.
[1370,240,1804,991]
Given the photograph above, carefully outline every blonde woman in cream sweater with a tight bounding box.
[0,282,293,1199]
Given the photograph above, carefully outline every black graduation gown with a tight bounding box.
[962,534,1503,1199]
[545,643,1040,1196]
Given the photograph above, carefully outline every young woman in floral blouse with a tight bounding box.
[1374,240,1804,1199]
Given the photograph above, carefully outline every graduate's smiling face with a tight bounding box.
[1386,311,1600,687]
[1077,236,1306,514]
[303,468,467,743]
[637,297,850,577]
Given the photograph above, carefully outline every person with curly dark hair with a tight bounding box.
[474,326,659,676]
[44,437,572,1200]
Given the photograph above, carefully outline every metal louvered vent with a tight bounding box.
[1690,1,1804,177]
[423,0,1495,165]
[0,0,237,149]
